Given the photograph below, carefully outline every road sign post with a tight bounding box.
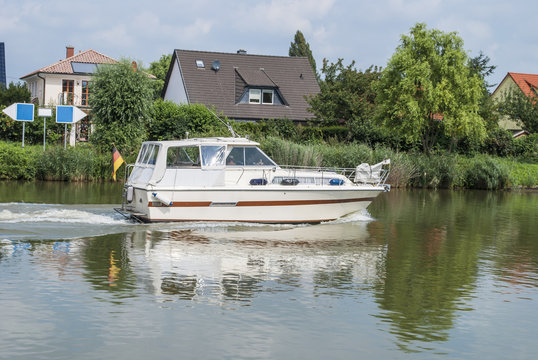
[55,105,87,149]
[2,103,35,147]
[38,108,53,151]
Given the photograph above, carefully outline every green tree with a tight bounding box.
[468,51,499,132]
[148,54,172,99]
[308,59,385,143]
[149,54,172,82]
[90,60,154,154]
[149,100,224,140]
[289,30,317,78]
[375,23,486,154]
[0,82,31,106]
[499,89,538,133]
[468,51,496,90]
[309,59,379,124]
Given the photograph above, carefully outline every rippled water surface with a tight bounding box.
[0,182,537,359]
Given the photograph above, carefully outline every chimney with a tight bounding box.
[237,49,247,55]
[66,46,74,58]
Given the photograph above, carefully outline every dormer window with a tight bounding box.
[249,89,261,103]
[262,89,273,104]
[249,88,274,104]
[196,60,204,68]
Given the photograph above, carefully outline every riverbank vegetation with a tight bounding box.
[1,24,537,189]
[1,139,536,189]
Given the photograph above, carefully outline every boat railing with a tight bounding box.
[278,161,390,187]
[123,163,135,182]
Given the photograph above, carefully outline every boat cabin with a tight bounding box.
[127,137,279,187]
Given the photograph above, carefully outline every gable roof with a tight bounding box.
[508,72,538,97]
[164,49,320,122]
[21,49,118,79]
[493,72,538,98]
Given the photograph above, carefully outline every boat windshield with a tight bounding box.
[226,146,275,166]
[137,144,160,165]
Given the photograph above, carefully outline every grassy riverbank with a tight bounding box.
[0,142,114,181]
[0,139,536,189]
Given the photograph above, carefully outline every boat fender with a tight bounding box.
[152,192,173,206]
[329,178,344,186]
[281,178,299,186]
[126,186,134,202]
[249,178,267,185]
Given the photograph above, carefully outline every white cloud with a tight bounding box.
[236,0,336,34]
[386,0,442,17]
[91,25,135,48]
[182,18,213,40]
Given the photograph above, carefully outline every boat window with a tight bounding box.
[142,145,154,164]
[140,144,160,165]
[166,146,200,167]
[226,147,244,166]
[201,146,225,167]
[148,145,159,165]
[245,147,275,166]
[137,144,148,164]
[226,146,275,166]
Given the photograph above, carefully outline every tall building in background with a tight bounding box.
[0,42,6,87]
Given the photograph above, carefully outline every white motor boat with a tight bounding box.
[116,137,390,223]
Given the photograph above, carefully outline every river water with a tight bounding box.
[0,182,537,359]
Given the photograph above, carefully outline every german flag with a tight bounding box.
[112,146,124,181]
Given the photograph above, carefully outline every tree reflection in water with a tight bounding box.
[368,190,538,352]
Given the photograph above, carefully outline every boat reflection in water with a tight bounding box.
[124,218,386,303]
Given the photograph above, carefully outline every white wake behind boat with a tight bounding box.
[116,137,390,223]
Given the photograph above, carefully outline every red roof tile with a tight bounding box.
[21,49,117,79]
[507,72,538,97]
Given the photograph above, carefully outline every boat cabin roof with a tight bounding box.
[141,137,260,148]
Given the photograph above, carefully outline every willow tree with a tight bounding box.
[90,60,154,154]
[375,23,486,154]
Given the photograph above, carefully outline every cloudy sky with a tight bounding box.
[1,0,537,88]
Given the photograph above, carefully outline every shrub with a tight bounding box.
[0,142,38,179]
[461,155,510,190]
[409,154,459,189]
[482,128,515,156]
[35,144,110,181]
[512,133,538,161]
[149,100,229,140]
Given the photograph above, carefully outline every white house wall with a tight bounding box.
[40,74,93,107]
[163,59,188,104]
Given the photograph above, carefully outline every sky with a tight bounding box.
[1,0,537,88]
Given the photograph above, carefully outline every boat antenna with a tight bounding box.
[210,110,238,138]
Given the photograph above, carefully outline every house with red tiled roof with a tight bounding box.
[20,46,118,143]
[491,72,537,136]
[162,49,320,122]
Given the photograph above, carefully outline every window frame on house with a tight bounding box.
[62,79,74,105]
[262,89,273,104]
[81,80,90,106]
[248,88,275,104]
[249,89,261,103]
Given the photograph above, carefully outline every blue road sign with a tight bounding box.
[56,105,87,124]
[2,103,34,121]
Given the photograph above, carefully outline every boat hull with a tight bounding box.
[124,187,383,223]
